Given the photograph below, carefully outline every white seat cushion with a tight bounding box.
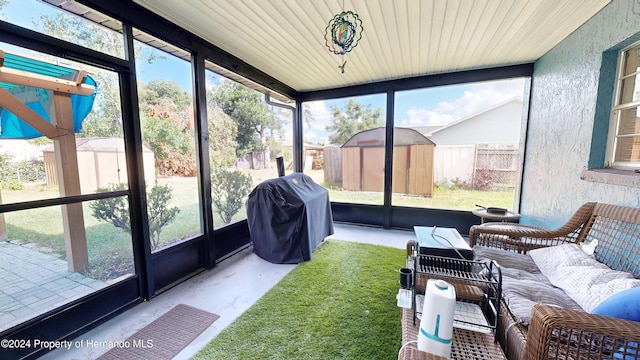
[529,244,640,312]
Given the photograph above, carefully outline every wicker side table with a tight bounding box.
[472,208,520,224]
[400,307,506,360]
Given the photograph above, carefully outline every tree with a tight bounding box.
[37,12,126,138]
[36,11,163,139]
[210,81,282,167]
[207,105,238,169]
[211,169,253,224]
[139,80,196,176]
[142,116,191,161]
[325,99,384,145]
[140,79,192,111]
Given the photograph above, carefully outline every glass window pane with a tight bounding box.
[303,95,387,205]
[617,107,640,136]
[618,75,640,104]
[0,44,127,202]
[0,198,134,333]
[392,79,526,211]
[205,61,293,228]
[1,0,125,59]
[134,32,202,251]
[614,135,640,162]
[622,44,640,77]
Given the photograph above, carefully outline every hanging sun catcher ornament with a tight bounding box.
[324,9,363,74]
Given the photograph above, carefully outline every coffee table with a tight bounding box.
[400,307,506,360]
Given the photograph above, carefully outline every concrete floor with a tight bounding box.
[40,223,415,360]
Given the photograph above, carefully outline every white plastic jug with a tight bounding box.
[418,279,456,358]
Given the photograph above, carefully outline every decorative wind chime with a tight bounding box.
[324,3,363,74]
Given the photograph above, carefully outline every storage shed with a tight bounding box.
[341,127,435,196]
[43,137,155,192]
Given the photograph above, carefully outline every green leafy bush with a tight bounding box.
[0,155,45,188]
[211,169,253,224]
[147,184,180,250]
[15,160,46,182]
[1,178,23,190]
[89,182,180,250]
[89,183,131,232]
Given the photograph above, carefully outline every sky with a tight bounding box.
[3,0,527,146]
[303,78,526,144]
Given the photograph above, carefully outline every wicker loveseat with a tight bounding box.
[467,202,640,360]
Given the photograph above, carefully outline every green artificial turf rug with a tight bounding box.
[192,239,405,360]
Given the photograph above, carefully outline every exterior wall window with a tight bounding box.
[608,42,640,168]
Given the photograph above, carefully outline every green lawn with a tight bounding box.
[0,175,514,281]
[325,184,515,210]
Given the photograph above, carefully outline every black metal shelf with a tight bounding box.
[411,251,502,339]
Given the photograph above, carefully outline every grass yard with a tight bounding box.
[324,183,515,210]
[0,171,513,281]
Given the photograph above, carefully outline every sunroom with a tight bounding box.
[0,0,639,359]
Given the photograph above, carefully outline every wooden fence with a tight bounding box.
[472,144,519,190]
[323,145,341,184]
[322,143,519,191]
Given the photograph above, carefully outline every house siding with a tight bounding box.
[430,99,523,146]
[523,0,640,228]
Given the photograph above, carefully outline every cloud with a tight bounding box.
[443,79,525,119]
[401,78,525,127]
[304,101,332,131]
[403,108,453,126]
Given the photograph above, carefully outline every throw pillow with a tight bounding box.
[592,286,640,322]
[613,341,638,360]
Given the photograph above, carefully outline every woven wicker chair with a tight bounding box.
[469,202,597,253]
[467,202,640,360]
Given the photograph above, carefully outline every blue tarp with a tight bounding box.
[0,75,97,139]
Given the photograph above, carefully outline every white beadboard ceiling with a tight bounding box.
[132,0,610,94]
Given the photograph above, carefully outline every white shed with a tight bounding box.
[43,137,155,192]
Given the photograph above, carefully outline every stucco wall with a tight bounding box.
[522,0,640,228]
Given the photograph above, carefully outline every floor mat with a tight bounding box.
[97,304,219,360]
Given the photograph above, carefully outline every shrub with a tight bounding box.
[0,155,45,186]
[147,184,180,250]
[89,182,180,250]
[15,159,46,182]
[1,178,23,190]
[211,169,253,224]
[473,170,496,191]
[89,183,131,233]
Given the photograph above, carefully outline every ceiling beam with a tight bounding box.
[298,63,535,102]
